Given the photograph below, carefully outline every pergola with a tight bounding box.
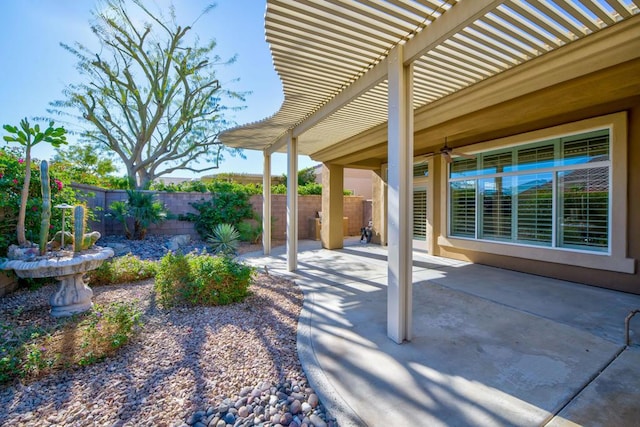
[220,0,640,343]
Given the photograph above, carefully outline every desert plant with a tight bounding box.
[2,119,67,246]
[208,223,240,255]
[0,148,82,256]
[107,190,169,240]
[155,252,254,307]
[73,205,86,252]
[39,161,51,255]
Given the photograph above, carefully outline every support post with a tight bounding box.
[263,151,272,255]
[387,44,414,344]
[321,163,344,249]
[287,132,298,271]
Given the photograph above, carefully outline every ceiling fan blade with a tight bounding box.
[415,152,436,161]
[454,152,476,160]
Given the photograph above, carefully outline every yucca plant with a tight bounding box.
[207,223,240,255]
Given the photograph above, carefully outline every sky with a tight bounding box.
[0,0,317,178]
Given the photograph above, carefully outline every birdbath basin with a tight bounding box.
[3,246,114,317]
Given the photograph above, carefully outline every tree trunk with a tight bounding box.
[17,147,31,246]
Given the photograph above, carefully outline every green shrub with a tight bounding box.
[155,252,254,307]
[79,302,142,365]
[208,223,240,255]
[298,183,323,195]
[237,216,263,243]
[88,254,157,286]
[0,301,142,384]
[185,186,253,239]
[149,180,209,193]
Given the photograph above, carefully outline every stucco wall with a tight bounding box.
[72,186,364,242]
[431,104,640,294]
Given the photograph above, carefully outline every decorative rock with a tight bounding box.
[301,402,312,413]
[281,412,293,426]
[104,242,130,257]
[215,420,226,427]
[309,414,327,427]
[291,392,305,401]
[223,412,235,424]
[290,400,302,415]
[238,406,249,418]
[308,394,319,408]
[167,234,191,251]
[235,397,247,408]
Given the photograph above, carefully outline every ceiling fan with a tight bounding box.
[421,138,476,163]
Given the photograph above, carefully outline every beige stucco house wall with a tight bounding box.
[312,19,640,294]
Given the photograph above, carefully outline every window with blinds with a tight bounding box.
[479,177,512,241]
[448,129,610,253]
[413,187,427,240]
[450,180,476,237]
[516,173,553,245]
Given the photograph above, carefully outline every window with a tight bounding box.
[448,129,610,253]
[413,161,429,241]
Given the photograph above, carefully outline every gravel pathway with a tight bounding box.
[0,237,335,427]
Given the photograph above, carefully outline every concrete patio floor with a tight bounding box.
[240,238,640,427]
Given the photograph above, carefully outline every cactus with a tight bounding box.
[39,161,51,255]
[73,205,86,253]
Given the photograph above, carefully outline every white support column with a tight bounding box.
[263,151,272,255]
[286,131,298,271]
[387,44,414,344]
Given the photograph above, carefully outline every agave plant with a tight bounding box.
[207,223,240,256]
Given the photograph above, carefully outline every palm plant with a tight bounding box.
[126,190,167,240]
[107,190,168,240]
[207,223,240,256]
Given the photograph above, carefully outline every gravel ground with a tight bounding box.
[0,240,335,427]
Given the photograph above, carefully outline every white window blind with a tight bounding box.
[413,187,427,240]
[448,129,610,253]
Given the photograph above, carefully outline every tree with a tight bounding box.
[52,0,245,189]
[51,144,117,186]
[297,166,318,186]
[2,119,68,246]
[281,166,319,187]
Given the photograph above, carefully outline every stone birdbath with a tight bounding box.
[2,160,114,317]
[4,246,114,317]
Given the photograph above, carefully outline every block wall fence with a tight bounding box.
[71,184,368,241]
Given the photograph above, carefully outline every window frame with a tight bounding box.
[438,112,633,273]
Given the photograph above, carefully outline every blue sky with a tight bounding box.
[0,0,317,177]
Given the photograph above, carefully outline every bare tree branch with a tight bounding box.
[50,0,246,189]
